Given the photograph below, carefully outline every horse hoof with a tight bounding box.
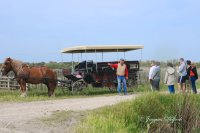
[51,93,55,97]
[20,94,25,97]
[20,93,27,97]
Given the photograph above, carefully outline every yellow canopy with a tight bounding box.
[61,45,144,53]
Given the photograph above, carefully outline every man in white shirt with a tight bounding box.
[178,58,187,93]
[149,61,160,91]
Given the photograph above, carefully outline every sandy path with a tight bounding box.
[0,94,138,133]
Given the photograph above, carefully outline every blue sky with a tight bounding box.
[0,0,200,62]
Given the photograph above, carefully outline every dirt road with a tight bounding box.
[0,94,138,133]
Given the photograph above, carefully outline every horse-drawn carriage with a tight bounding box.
[60,45,144,91]
[0,45,143,96]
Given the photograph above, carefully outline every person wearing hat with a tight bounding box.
[108,59,128,95]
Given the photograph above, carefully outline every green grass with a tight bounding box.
[76,93,200,133]
[0,83,153,102]
[0,82,178,102]
[0,87,117,102]
[196,80,200,89]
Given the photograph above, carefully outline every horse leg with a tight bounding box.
[46,82,56,97]
[19,82,23,95]
[47,84,51,97]
[18,79,23,95]
[20,81,27,97]
[23,82,27,97]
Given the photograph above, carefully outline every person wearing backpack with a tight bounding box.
[164,63,176,94]
[188,63,198,94]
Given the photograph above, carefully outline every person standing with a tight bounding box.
[155,61,161,90]
[186,60,192,93]
[164,63,176,94]
[188,63,198,94]
[149,61,160,91]
[178,58,187,93]
[108,59,128,95]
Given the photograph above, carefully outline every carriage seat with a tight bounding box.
[75,60,96,72]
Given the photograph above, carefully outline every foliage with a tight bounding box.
[28,62,73,69]
[76,93,200,133]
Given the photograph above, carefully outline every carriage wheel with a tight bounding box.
[60,80,73,94]
[72,80,87,92]
[108,86,117,92]
[127,79,138,92]
[102,82,116,92]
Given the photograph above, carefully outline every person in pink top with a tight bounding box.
[108,59,128,95]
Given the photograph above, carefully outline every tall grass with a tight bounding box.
[76,93,200,133]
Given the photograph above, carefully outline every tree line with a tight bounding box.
[1,60,199,69]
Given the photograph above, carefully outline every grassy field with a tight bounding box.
[0,86,117,102]
[1,79,197,103]
[75,93,200,133]
[0,79,156,102]
[0,84,149,102]
[0,80,198,102]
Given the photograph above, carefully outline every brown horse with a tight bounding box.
[1,57,57,97]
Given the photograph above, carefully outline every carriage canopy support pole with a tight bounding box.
[81,52,82,61]
[85,49,88,72]
[140,49,143,62]
[124,51,126,59]
[95,49,97,72]
[102,51,103,62]
[117,49,119,61]
[71,53,74,73]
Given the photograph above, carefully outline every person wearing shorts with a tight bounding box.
[178,58,187,93]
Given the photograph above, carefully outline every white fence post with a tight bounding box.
[8,78,10,89]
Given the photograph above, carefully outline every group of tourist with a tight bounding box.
[107,58,198,96]
[149,58,198,94]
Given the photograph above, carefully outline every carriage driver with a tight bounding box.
[108,59,128,95]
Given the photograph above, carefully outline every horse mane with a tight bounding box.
[10,58,23,75]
